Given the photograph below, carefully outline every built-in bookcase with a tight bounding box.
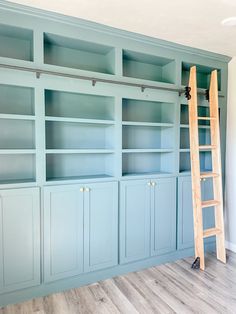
[0,84,36,184]
[122,98,175,176]
[44,33,115,75]
[0,24,33,61]
[123,50,175,84]
[45,89,115,181]
[182,63,221,91]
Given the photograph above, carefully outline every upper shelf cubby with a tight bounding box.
[123,50,175,84]
[44,33,115,74]
[0,84,34,116]
[45,89,114,121]
[0,24,33,61]
[181,63,221,90]
[122,98,174,124]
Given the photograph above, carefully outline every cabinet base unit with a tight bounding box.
[0,241,216,308]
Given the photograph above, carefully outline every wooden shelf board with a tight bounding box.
[122,149,173,153]
[180,124,210,129]
[0,149,36,154]
[0,178,36,185]
[122,121,174,127]
[46,174,114,182]
[0,114,36,120]
[45,116,115,125]
[122,171,173,177]
[46,149,114,154]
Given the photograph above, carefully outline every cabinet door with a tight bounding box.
[0,188,40,293]
[84,182,118,272]
[151,177,176,256]
[120,180,151,264]
[178,176,194,249]
[44,185,84,282]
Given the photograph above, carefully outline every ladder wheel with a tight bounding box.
[191,257,200,269]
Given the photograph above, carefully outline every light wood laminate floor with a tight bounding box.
[1,251,236,314]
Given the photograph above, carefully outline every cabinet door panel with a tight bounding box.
[44,185,84,282]
[0,188,40,293]
[120,180,151,264]
[178,176,194,249]
[151,178,176,256]
[84,182,118,272]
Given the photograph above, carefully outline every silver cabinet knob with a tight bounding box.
[85,187,90,192]
[152,182,156,186]
[148,182,152,186]
[80,187,84,192]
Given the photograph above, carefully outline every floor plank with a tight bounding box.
[1,251,236,314]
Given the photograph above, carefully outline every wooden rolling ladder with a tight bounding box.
[186,66,226,270]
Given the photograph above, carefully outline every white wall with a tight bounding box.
[225,56,236,252]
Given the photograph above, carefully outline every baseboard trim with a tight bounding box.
[225,241,236,253]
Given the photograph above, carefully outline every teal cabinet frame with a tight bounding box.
[0,188,40,293]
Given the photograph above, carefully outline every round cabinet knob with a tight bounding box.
[80,187,84,192]
[85,187,90,192]
[148,182,152,186]
[152,182,156,186]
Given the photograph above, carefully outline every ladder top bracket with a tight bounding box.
[184,86,191,100]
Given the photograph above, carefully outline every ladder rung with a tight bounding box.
[200,172,219,179]
[197,117,216,120]
[203,228,222,238]
[201,200,220,208]
[199,145,216,150]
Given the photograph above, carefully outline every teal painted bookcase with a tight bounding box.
[0,0,230,307]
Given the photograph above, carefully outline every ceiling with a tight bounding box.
[7,0,236,56]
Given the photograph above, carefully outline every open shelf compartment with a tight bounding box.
[46,153,114,181]
[0,84,34,116]
[123,124,174,150]
[46,121,114,150]
[179,151,212,174]
[45,89,114,121]
[182,62,221,91]
[44,33,115,74]
[123,98,175,124]
[123,50,175,84]
[0,154,36,184]
[180,127,211,149]
[0,24,33,61]
[122,152,175,176]
[0,119,35,149]
[180,104,211,126]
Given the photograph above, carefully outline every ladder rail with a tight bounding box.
[209,70,226,264]
[188,66,205,270]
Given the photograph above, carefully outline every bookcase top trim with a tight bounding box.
[0,0,231,63]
